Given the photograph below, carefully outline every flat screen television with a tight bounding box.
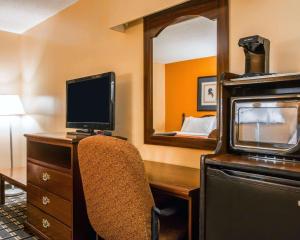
[66,72,115,132]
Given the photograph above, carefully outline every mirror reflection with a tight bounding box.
[235,104,298,146]
[152,16,218,139]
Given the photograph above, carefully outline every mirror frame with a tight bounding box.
[144,0,229,150]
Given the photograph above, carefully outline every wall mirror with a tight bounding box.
[144,0,228,149]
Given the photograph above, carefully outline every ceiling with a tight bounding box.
[0,0,78,34]
[153,16,217,64]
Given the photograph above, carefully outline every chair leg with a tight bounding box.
[151,207,160,240]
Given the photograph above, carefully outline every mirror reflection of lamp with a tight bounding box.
[0,95,25,196]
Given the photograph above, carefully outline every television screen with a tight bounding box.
[66,72,115,130]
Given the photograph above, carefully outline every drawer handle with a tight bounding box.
[42,218,51,229]
[42,196,50,205]
[298,201,300,207]
[42,172,51,182]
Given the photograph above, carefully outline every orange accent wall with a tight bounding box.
[165,56,217,131]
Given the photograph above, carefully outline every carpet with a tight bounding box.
[0,194,38,240]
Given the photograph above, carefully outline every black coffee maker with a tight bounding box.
[238,35,270,77]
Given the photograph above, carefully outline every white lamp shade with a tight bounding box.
[0,95,25,116]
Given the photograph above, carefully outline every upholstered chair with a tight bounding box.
[78,136,186,240]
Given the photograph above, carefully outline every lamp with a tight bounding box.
[0,95,25,196]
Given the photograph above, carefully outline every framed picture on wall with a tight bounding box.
[197,76,217,111]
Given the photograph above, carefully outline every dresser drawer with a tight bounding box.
[28,162,72,200]
[27,184,71,226]
[27,204,71,240]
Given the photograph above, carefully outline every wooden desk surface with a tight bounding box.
[0,167,27,190]
[24,134,201,198]
[0,161,200,200]
[25,132,79,146]
[144,160,200,198]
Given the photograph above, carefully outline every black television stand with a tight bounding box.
[67,129,113,137]
[76,129,96,135]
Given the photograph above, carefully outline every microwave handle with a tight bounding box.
[285,138,300,154]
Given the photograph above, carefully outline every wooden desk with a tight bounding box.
[0,163,200,201]
[144,160,200,240]
[0,167,27,204]
[0,134,200,240]
[0,162,200,240]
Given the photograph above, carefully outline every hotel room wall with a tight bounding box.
[19,0,213,169]
[230,0,300,74]
[0,31,23,168]
[106,0,188,28]
[165,57,217,132]
[14,0,300,169]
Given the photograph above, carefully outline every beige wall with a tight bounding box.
[0,31,21,95]
[107,0,188,28]
[2,0,300,169]
[0,31,23,168]
[230,0,300,73]
[153,62,165,132]
[19,0,211,169]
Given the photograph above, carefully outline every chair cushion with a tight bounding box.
[78,136,155,240]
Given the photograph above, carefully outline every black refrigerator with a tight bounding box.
[201,155,300,240]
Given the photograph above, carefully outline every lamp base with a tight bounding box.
[5,185,23,197]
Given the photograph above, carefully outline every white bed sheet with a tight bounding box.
[176,131,209,137]
[181,116,216,136]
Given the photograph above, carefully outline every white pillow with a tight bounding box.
[181,116,191,132]
[181,116,216,135]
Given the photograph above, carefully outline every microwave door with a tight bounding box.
[231,96,300,154]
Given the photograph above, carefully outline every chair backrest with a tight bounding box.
[78,136,154,240]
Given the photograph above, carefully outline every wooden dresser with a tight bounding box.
[24,133,95,240]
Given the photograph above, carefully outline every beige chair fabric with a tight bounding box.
[78,136,155,240]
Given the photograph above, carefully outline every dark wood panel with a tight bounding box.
[27,141,71,170]
[27,204,71,240]
[27,183,72,227]
[222,73,300,86]
[27,162,72,201]
[146,135,217,150]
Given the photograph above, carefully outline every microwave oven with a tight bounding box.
[230,94,300,157]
